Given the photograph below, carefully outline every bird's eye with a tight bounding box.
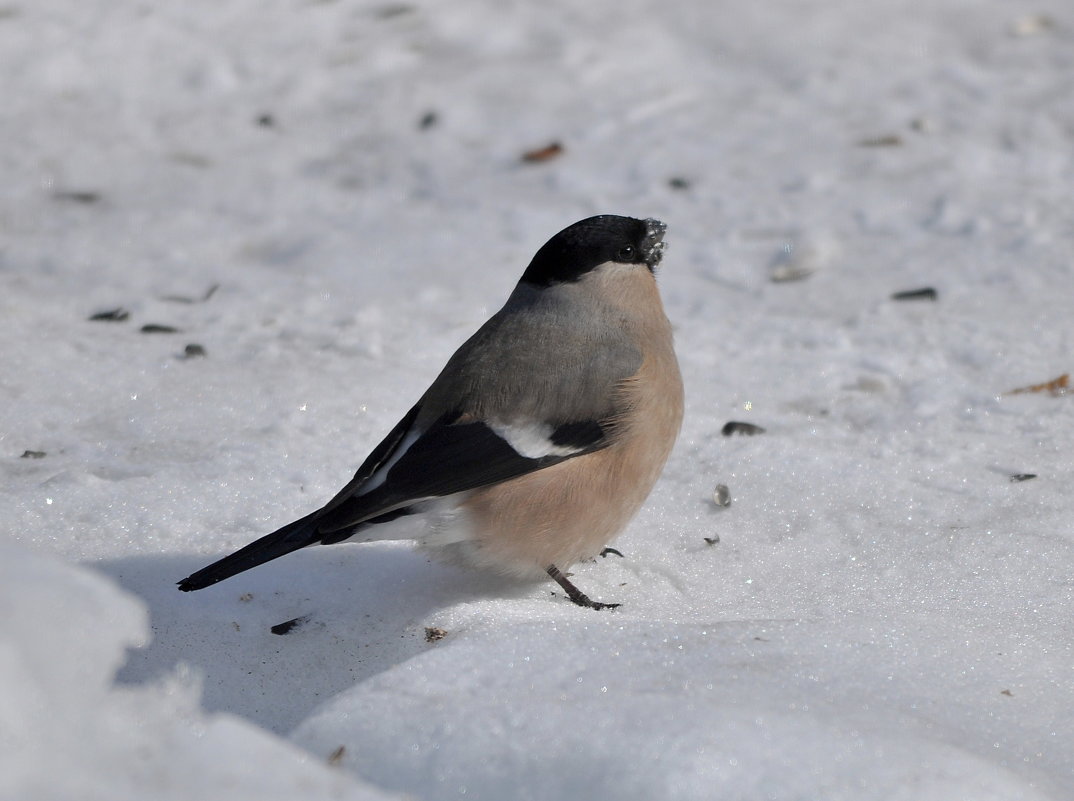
[616,245,635,262]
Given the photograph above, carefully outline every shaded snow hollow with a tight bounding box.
[2,1,1073,799]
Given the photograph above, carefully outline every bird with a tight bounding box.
[178,215,683,609]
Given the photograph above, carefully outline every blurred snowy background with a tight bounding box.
[2,1,1072,798]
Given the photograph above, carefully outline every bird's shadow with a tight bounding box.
[94,543,529,735]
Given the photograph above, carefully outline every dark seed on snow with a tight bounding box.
[140,324,180,334]
[89,307,130,322]
[424,627,448,643]
[54,190,101,204]
[891,287,938,301]
[271,615,311,635]
[1009,473,1037,483]
[722,421,766,436]
[521,141,564,163]
[21,450,46,459]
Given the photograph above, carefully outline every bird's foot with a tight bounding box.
[546,564,620,610]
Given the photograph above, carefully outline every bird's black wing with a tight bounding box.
[314,410,616,542]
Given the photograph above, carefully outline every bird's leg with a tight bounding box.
[546,564,620,610]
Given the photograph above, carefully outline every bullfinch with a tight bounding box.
[178,215,683,609]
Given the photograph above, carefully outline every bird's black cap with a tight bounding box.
[520,215,667,287]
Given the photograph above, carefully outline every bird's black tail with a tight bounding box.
[177,511,322,592]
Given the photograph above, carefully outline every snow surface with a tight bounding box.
[3,0,1073,799]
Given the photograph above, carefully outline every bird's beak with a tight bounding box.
[642,218,668,268]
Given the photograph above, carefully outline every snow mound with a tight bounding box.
[0,540,396,801]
